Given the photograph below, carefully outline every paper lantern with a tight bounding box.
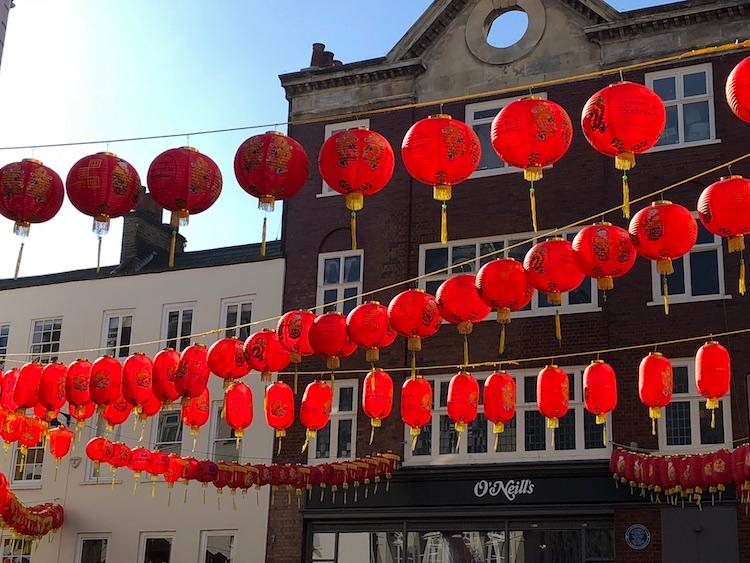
[0,159,65,277]
[47,427,74,464]
[276,310,315,363]
[122,353,153,413]
[137,393,162,426]
[164,454,187,504]
[401,376,432,449]
[181,387,210,436]
[524,238,585,305]
[102,394,132,431]
[152,348,180,404]
[38,362,67,418]
[108,442,132,480]
[695,341,731,428]
[17,417,44,456]
[638,352,673,435]
[128,446,152,479]
[347,302,396,363]
[583,360,617,446]
[86,437,114,472]
[536,365,569,434]
[243,330,290,382]
[362,368,393,442]
[713,449,733,499]
[175,344,210,399]
[401,114,481,243]
[224,382,253,444]
[265,381,295,451]
[387,289,441,352]
[581,82,666,217]
[207,337,249,385]
[572,223,636,290]
[446,371,479,436]
[319,128,394,249]
[726,56,750,124]
[69,402,96,431]
[490,97,573,230]
[0,415,22,448]
[1,369,19,412]
[13,362,42,412]
[436,274,490,337]
[309,312,353,370]
[300,381,333,451]
[65,359,92,408]
[483,370,516,444]
[146,147,222,266]
[89,355,123,408]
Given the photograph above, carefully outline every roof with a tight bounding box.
[0,240,283,291]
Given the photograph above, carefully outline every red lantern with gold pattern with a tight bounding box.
[713,449,733,499]
[89,355,122,408]
[86,437,114,472]
[490,97,573,231]
[224,382,253,444]
[536,365,569,433]
[639,352,673,435]
[387,289,441,352]
[47,427,74,464]
[447,371,479,436]
[14,362,42,412]
[122,353,153,413]
[102,392,132,431]
[208,337,249,384]
[38,362,67,418]
[436,274,490,337]
[0,414,22,447]
[583,360,617,446]
[1,368,19,412]
[69,402,96,431]
[483,370,516,440]
[0,159,65,277]
[181,387,210,436]
[401,114,481,243]
[362,368,393,441]
[152,349,180,404]
[726,56,750,124]
[309,312,353,370]
[108,442,131,477]
[265,381,295,448]
[695,341,731,428]
[277,310,315,363]
[572,223,636,291]
[319,128,394,249]
[128,446,152,479]
[17,417,44,456]
[347,302,396,363]
[524,238,585,305]
[138,393,161,426]
[147,147,222,266]
[582,82,666,217]
[66,359,92,408]
[300,381,333,452]
[243,330,290,382]
[175,344,210,399]
[401,376,432,450]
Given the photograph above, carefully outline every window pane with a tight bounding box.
[439,381,450,408]
[673,366,689,394]
[665,401,692,445]
[311,533,335,561]
[439,415,457,454]
[167,311,179,340]
[343,255,361,283]
[480,241,504,266]
[663,257,686,295]
[474,122,505,170]
[683,71,707,97]
[408,530,506,563]
[224,305,238,338]
[338,532,404,563]
[509,530,582,562]
[323,289,338,313]
[451,245,477,273]
[538,290,555,308]
[338,387,354,412]
[568,278,592,305]
[214,439,239,464]
[144,538,171,563]
[657,105,679,146]
[697,220,715,244]
[699,400,725,444]
[315,423,331,459]
[690,250,720,296]
[584,410,606,449]
[683,100,710,142]
[179,310,193,352]
[205,535,233,563]
[120,316,132,357]
[337,419,353,458]
[413,421,432,456]
[425,280,442,296]
[474,108,499,120]
[81,539,107,563]
[323,258,340,284]
[342,287,358,315]
[525,410,546,451]
[555,409,576,450]
[653,76,676,101]
[467,413,487,453]
[523,376,536,404]
[507,240,531,263]
[586,528,615,559]
[425,247,448,274]
[495,416,516,452]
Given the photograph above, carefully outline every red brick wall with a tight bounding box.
[615,507,661,563]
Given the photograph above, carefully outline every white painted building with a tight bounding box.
[0,198,283,563]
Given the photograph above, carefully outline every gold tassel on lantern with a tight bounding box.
[346,192,363,251]
[621,173,630,219]
[554,309,562,345]
[440,203,448,244]
[350,212,357,250]
[740,256,746,296]
[261,216,267,257]
[596,414,607,447]
[662,275,670,316]
[499,324,506,355]
[614,151,635,217]
[529,185,538,232]
[547,417,558,449]
[649,407,661,436]
[14,239,25,280]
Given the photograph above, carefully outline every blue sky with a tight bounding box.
[0,0,676,277]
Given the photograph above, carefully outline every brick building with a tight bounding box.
[270,1,750,562]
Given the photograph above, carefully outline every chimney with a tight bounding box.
[310,43,326,67]
[118,189,186,272]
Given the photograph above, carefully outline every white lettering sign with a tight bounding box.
[473,479,535,501]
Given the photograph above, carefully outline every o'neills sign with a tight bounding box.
[473,479,535,501]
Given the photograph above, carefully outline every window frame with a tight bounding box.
[161,303,196,352]
[403,368,611,467]
[657,357,733,453]
[11,440,45,487]
[418,231,600,318]
[151,405,184,457]
[75,534,110,563]
[137,532,175,563]
[318,119,371,196]
[645,62,720,152]
[0,322,9,370]
[309,380,358,464]
[100,309,134,359]
[209,400,239,463]
[3,537,35,563]
[316,250,364,315]
[28,316,63,363]
[219,295,254,341]
[198,530,237,563]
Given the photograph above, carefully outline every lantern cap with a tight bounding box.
[98,151,116,157]
[545,363,559,368]
[366,300,381,305]
[22,158,42,165]
[545,236,565,242]
[719,175,744,181]
[593,221,613,226]
[266,130,284,136]
[651,351,663,357]
[651,200,672,206]
[180,146,198,152]
[429,114,452,120]
[590,359,605,364]
[523,94,543,100]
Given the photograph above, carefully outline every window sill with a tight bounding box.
[403,449,610,467]
[646,137,721,154]
[10,481,43,490]
[647,293,731,307]
[655,443,733,455]
[316,190,341,198]
[81,479,123,486]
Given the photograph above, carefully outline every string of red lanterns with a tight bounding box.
[0,472,64,540]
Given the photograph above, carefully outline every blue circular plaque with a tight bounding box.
[624,524,651,550]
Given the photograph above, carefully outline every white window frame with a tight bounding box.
[404,367,611,466]
[648,213,729,306]
[28,316,63,363]
[419,231,599,319]
[309,380,358,464]
[75,534,110,563]
[151,405,184,457]
[3,537,34,563]
[316,250,364,314]
[657,358,733,453]
[645,62,720,152]
[465,93,547,179]
[219,295,254,341]
[138,532,175,563]
[198,530,236,563]
[318,118,371,196]
[161,303,196,352]
[0,322,9,370]
[11,441,45,487]
[209,400,239,463]
[101,309,134,359]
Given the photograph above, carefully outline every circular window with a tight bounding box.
[486,10,529,49]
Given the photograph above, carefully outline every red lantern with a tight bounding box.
[224,382,253,444]
[89,355,122,408]
[347,302,396,363]
[583,360,617,446]
[102,394,132,431]
[122,353,153,413]
[572,223,636,291]
[181,387,210,436]
[33,404,59,423]
[18,417,44,456]
[147,147,222,266]
[265,381,295,450]
[86,437,114,470]
[401,376,432,449]
[446,371,479,435]
[0,159,65,277]
[319,128,394,249]
[697,175,750,295]
[581,82,666,217]
[138,393,162,424]
[362,368,393,441]
[128,446,152,479]
[243,330,290,382]
[726,56,750,124]
[183,457,201,486]
[152,349,180,404]
[1,369,19,412]
[66,359,92,408]
[695,341,731,427]
[476,258,534,344]
[300,381,333,451]
[164,454,186,488]
[207,337,249,384]
[638,352,673,435]
[148,451,170,477]
[401,114,481,243]
[308,312,353,370]
[277,310,315,363]
[713,449,733,499]
[47,427,74,464]
[490,97,573,231]
[109,442,132,478]
[536,365,569,433]
[14,362,42,412]
[0,415,22,448]
[524,238,585,305]
[38,362,67,418]
[387,289,441,352]
[65,152,141,269]
[483,370,516,440]
[436,274,490,337]
[69,402,96,431]
[175,344,209,399]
